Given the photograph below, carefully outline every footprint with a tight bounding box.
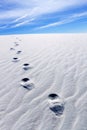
[14,42,19,46]
[20,78,34,90]
[48,93,65,116]
[10,48,15,50]
[16,51,22,54]
[15,43,19,46]
[23,63,30,70]
[12,57,19,62]
[19,39,21,41]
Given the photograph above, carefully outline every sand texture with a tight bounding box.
[0,34,87,130]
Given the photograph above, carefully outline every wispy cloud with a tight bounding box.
[11,20,29,28]
[13,14,28,22]
[39,11,87,29]
[11,18,35,28]
[0,0,87,31]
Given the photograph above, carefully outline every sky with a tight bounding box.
[0,0,87,34]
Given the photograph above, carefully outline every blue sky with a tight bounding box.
[0,0,87,34]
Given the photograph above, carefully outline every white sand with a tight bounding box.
[0,34,87,130]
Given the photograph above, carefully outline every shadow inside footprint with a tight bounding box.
[50,104,64,116]
[23,83,34,90]
[48,93,59,100]
[48,93,65,116]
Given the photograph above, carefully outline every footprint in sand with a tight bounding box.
[20,78,34,90]
[12,57,19,62]
[15,43,19,46]
[16,51,22,54]
[10,48,15,50]
[14,42,19,46]
[48,93,65,116]
[22,63,30,70]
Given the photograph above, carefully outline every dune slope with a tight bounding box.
[0,34,87,130]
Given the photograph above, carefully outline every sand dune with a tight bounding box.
[0,34,87,130]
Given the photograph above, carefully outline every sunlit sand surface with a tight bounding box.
[0,34,87,130]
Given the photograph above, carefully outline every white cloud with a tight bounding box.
[11,20,29,28]
[0,0,87,28]
[1,0,87,20]
[39,11,87,29]
[13,14,28,22]
[11,18,34,28]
